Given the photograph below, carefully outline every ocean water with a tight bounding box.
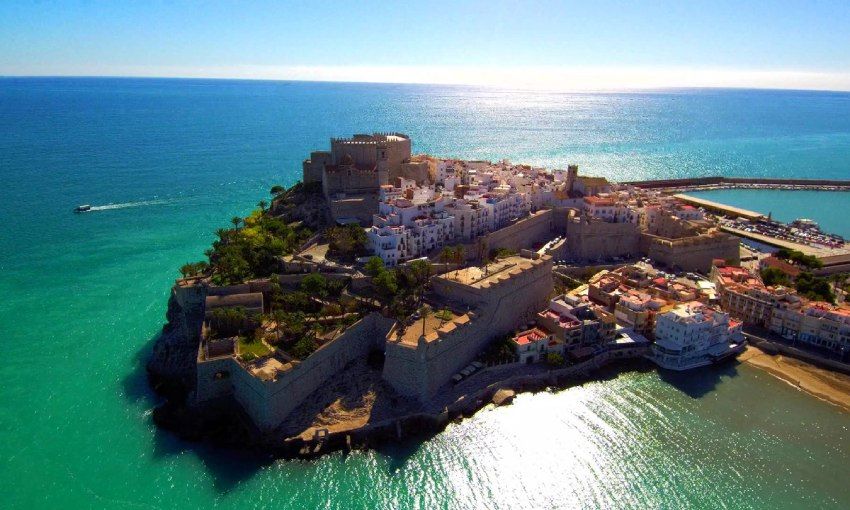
[1,78,850,509]
[687,189,850,238]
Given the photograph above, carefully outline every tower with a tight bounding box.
[567,164,578,195]
[376,145,389,185]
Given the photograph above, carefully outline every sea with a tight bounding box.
[1,78,849,509]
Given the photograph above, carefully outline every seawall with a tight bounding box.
[623,176,850,191]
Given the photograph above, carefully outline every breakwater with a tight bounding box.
[623,176,850,192]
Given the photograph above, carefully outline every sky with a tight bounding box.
[2,0,850,91]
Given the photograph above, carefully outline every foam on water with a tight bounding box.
[86,199,170,211]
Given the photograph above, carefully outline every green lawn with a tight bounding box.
[237,336,273,360]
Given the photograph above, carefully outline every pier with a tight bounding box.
[624,175,850,192]
[673,194,766,221]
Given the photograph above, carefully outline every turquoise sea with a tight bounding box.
[1,78,850,509]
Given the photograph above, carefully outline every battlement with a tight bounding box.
[330,132,410,144]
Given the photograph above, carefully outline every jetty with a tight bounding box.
[673,194,766,221]
[625,175,850,192]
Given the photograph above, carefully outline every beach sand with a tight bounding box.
[739,345,850,412]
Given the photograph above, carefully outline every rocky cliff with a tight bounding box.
[147,282,206,399]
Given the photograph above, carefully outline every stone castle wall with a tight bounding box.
[641,232,740,272]
[563,214,641,261]
[322,167,383,198]
[195,312,395,432]
[303,151,332,184]
[476,209,555,259]
[383,257,554,401]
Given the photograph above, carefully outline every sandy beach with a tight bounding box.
[739,346,850,412]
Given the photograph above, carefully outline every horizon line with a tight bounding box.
[2,65,850,93]
[3,74,850,96]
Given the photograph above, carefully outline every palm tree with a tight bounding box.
[258,200,268,213]
[440,246,455,273]
[214,228,229,241]
[231,216,241,229]
[454,245,465,276]
[271,309,287,343]
[419,304,432,338]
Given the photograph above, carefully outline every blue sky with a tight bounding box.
[2,0,850,90]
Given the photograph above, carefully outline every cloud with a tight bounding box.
[4,64,850,92]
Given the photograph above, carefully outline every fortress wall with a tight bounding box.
[303,151,331,184]
[382,341,428,400]
[331,141,378,167]
[195,356,240,403]
[330,136,411,173]
[384,258,553,401]
[564,218,641,261]
[649,214,697,238]
[642,233,739,272]
[329,194,379,225]
[478,209,555,257]
[225,313,395,432]
[389,137,412,169]
[395,160,430,184]
[323,167,382,197]
[551,207,572,233]
[431,277,487,307]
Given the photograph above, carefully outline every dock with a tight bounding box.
[673,194,766,221]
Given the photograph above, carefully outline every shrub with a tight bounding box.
[300,273,328,296]
[326,224,369,262]
[761,267,790,286]
[546,353,565,367]
[291,337,318,360]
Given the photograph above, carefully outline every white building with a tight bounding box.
[647,302,745,371]
[510,327,565,364]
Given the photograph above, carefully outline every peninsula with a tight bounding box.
[148,133,850,457]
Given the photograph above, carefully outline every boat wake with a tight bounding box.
[87,199,169,211]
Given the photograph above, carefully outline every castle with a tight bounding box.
[303,133,412,224]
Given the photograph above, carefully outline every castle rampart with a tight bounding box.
[195,312,395,433]
[383,255,554,401]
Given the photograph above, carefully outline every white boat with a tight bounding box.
[74,204,92,213]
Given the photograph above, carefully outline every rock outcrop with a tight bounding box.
[147,282,207,398]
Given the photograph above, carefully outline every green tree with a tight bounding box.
[179,261,208,278]
[209,307,247,338]
[760,267,790,287]
[795,272,835,303]
[258,200,268,213]
[453,245,465,275]
[231,216,241,229]
[374,269,398,297]
[327,224,369,262]
[268,274,284,310]
[270,185,285,195]
[439,246,456,272]
[364,256,385,276]
[300,273,328,297]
